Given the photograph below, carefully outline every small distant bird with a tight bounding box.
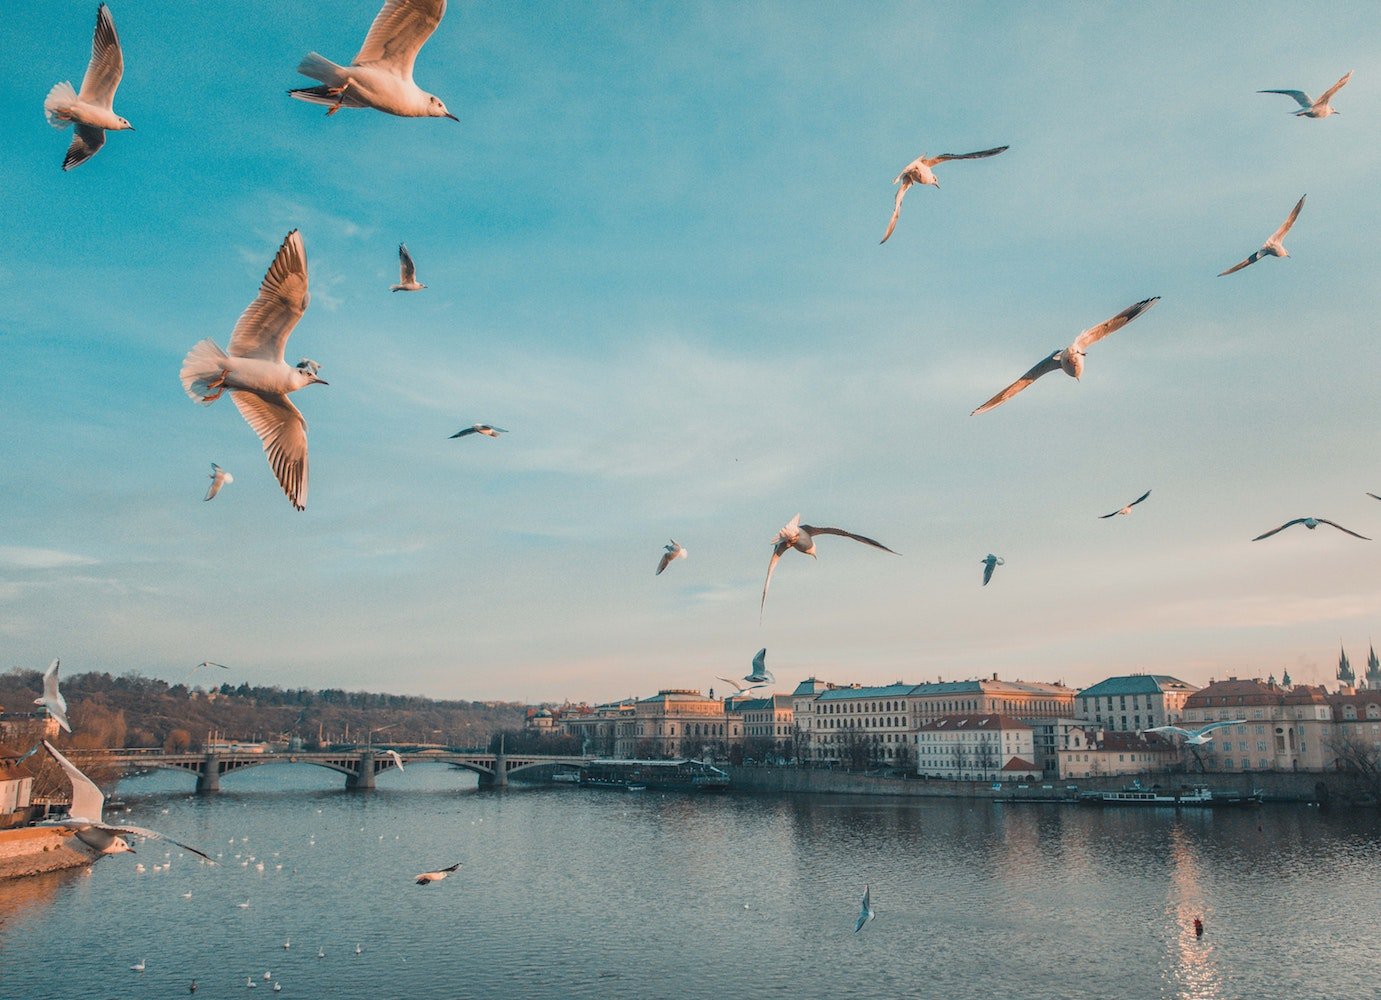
[237,901,251,909]
[970,297,1160,416]
[1252,517,1369,541]
[1259,70,1353,118]
[383,749,405,772]
[1100,490,1152,519]
[131,959,146,973]
[450,424,507,439]
[180,230,326,511]
[355,944,363,955]
[981,554,1004,586]
[1218,195,1305,276]
[881,146,1008,243]
[193,661,230,675]
[656,540,687,576]
[34,658,72,733]
[290,0,458,121]
[1145,720,1247,746]
[1368,493,1381,502]
[274,985,282,994]
[44,4,133,171]
[715,676,767,697]
[317,948,325,959]
[854,885,875,933]
[390,243,426,292]
[247,977,257,989]
[181,891,192,899]
[189,981,198,994]
[743,648,774,686]
[416,862,462,885]
[762,514,898,614]
[205,464,234,501]
[262,972,272,982]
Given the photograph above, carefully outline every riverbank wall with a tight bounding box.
[0,827,94,880]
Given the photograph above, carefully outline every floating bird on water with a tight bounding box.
[391,243,426,292]
[205,464,234,501]
[1144,720,1247,746]
[981,554,1004,586]
[290,0,458,121]
[189,981,197,994]
[880,146,1008,243]
[1100,490,1152,519]
[355,944,363,955]
[1252,517,1370,541]
[854,886,875,933]
[970,298,1159,415]
[34,659,71,734]
[131,959,146,973]
[274,984,281,993]
[181,230,325,511]
[761,515,897,615]
[317,948,325,959]
[263,972,272,981]
[246,977,257,989]
[656,540,687,576]
[416,862,462,885]
[1218,195,1305,276]
[44,4,133,171]
[450,424,506,439]
[1259,70,1353,118]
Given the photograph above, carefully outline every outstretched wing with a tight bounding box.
[880,180,911,244]
[970,353,1062,416]
[760,545,786,616]
[230,391,309,511]
[801,526,898,555]
[78,4,124,108]
[63,124,105,171]
[1070,297,1160,354]
[982,559,995,586]
[103,824,219,865]
[1318,70,1353,105]
[228,231,310,363]
[449,426,478,438]
[42,741,104,824]
[1257,88,1313,109]
[1129,489,1152,508]
[1143,725,1191,739]
[1269,195,1306,244]
[656,549,673,575]
[353,0,447,80]
[1251,518,1306,541]
[1218,250,1265,277]
[926,145,1009,165]
[398,243,417,283]
[854,886,872,933]
[1315,518,1371,540]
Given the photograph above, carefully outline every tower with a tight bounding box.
[1367,644,1381,690]
[1337,645,1355,688]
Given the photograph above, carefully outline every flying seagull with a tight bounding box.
[1218,196,1305,276]
[854,885,875,933]
[970,297,1159,416]
[204,463,234,502]
[450,424,507,439]
[181,230,326,511]
[1144,720,1246,746]
[1252,517,1370,541]
[416,862,461,885]
[656,540,687,576]
[761,514,898,615]
[981,554,1004,586]
[290,0,458,121]
[43,4,133,171]
[382,749,405,772]
[743,648,774,686]
[1259,70,1353,118]
[36,741,218,864]
[881,146,1008,244]
[1368,493,1381,502]
[391,243,426,292]
[34,658,72,734]
[715,676,767,697]
[193,661,230,672]
[1100,490,1152,519]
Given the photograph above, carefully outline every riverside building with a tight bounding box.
[915,714,1038,781]
[1055,728,1178,779]
[1074,674,1199,732]
[805,683,916,767]
[907,676,1076,727]
[1179,677,1332,772]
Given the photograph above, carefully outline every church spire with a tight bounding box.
[1281,668,1292,688]
[1367,643,1381,690]
[1338,644,1355,686]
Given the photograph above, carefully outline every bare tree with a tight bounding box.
[1328,730,1381,803]
[974,737,998,779]
[950,741,969,777]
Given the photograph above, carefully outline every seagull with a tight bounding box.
[131,959,146,972]
[656,540,687,576]
[283,939,291,950]
[715,676,767,697]
[970,297,1160,415]
[35,742,218,863]
[450,424,506,439]
[383,749,405,772]
[205,463,234,501]
[180,230,325,511]
[416,862,462,885]
[881,146,1008,243]
[390,243,426,292]
[743,648,774,686]
[761,514,898,615]
[43,4,133,171]
[1251,517,1370,541]
[854,885,875,933]
[355,944,363,955]
[1100,490,1152,519]
[1259,70,1353,118]
[1144,720,1247,746]
[193,661,230,674]
[317,948,325,959]
[1218,196,1306,276]
[981,554,1004,586]
[33,659,72,734]
[290,0,458,121]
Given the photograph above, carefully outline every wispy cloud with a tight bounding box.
[0,547,98,570]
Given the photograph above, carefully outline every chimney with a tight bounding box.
[992,672,999,681]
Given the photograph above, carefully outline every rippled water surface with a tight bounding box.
[3,764,1379,999]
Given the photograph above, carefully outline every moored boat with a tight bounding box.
[580,759,729,792]
[1078,783,1262,807]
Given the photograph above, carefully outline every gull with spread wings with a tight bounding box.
[290,0,458,120]
[970,298,1159,416]
[391,243,426,292]
[180,231,326,511]
[656,540,687,576]
[855,886,875,933]
[1100,490,1151,519]
[880,145,1008,244]
[1259,70,1353,118]
[1252,517,1370,542]
[44,4,133,171]
[981,554,1004,586]
[761,516,897,615]
[1218,195,1306,277]
[34,659,72,734]
[204,463,234,501]
[1144,721,1247,746]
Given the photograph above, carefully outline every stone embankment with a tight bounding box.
[0,827,93,879]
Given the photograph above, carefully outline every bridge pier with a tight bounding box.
[347,751,376,791]
[491,739,508,788]
[196,753,221,795]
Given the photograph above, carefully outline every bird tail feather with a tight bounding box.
[44,82,77,128]
[180,339,230,404]
[295,52,345,85]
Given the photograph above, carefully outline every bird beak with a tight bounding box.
[313,375,329,385]
[445,113,460,122]
[127,846,137,854]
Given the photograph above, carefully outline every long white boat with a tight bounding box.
[1078,783,1262,807]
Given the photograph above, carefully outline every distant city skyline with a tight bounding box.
[3,3,1379,703]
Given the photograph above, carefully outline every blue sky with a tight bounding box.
[2,2,1380,702]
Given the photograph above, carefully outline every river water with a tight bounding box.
[2,764,1378,999]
